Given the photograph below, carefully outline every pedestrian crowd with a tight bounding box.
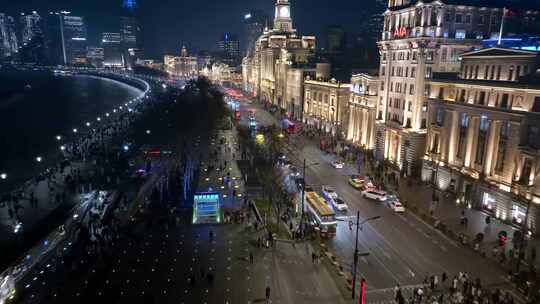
[393,271,537,304]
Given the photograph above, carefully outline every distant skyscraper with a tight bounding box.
[19,11,41,45]
[326,25,346,54]
[87,46,104,68]
[42,12,65,65]
[121,0,142,69]
[243,10,267,57]
[217,33,240,66]
[0,13,19,58]
[102,32,123,68]
[60,15,87,65]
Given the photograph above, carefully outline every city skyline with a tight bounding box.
[1,0,393,58]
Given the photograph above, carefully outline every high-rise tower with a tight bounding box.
[121,0,142,68]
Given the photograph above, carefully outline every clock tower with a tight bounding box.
[274,0,293,32]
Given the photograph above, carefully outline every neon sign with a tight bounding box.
[393,27,409,38]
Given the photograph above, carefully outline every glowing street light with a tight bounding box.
[96,117,101,121]
[113,109,117,113]
[85,122,91,127]
[105,113,110,117]
[60,145,66,151]
[56,135,62,141]
[73,128,78,133]
[0,173,7,180]
[36,156,43,162]
[146,130,151,135]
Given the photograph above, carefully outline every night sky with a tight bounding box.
[2,0,384,58]
[3,0,540,58]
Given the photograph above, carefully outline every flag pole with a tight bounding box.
[497,8,506,46]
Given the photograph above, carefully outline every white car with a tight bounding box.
[322,185,338,200]
[332,197,348,211]
[363,190,387,201]
[387,195,405,212]
[332,160,344,169]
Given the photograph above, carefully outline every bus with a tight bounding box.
[305,190,337,237]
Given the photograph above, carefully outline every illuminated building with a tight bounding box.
[375,0,539,176]
[242,0,316,120]
[346,72,380,150]
[87,46,104,68]
[164,46,198,77]
[102,32,123,68]
[423,47,540,233]
[121,0,142,69]
[0,13,18,58]
[60,15,87,65]
[19,11,41,45]
[303,75,351,136]
[217,33,240,66]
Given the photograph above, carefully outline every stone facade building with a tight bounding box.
[376,0,539,176]
[242,0,316,120]
[303,78,350,136]
[347,72,380,151]
[423,47,540,233]
[164,46,198,77]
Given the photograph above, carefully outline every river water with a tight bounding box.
[0,68,142,192]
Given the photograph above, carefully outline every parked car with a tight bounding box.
[332,160,344,169]
[387,195,405,212]
[332,197,348,211]
[289,166,301,177]
[294,178,305,190]
[363,190,387,201]
[322,185,338,200]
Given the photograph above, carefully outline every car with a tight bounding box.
[332,160,344,169]
[294,178,305,190]
[322,185,338,200]
[349,175,369,189]
[332,197,348,211]
[363,190,387,201]
[387,195,405,212]
[289,166,301,177]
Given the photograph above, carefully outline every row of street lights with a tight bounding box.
[0,89,148,185]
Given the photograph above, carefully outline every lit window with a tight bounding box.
[455,30,466,39]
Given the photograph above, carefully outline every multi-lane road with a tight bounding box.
[236,97,517,302]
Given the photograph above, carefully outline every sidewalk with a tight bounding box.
[395,178,540,272]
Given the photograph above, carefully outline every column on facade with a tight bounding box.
[464,115,479,168]
[360,109,368,146]
[484,120,500,176]
[447,110,459,164]
[347,104,355,141]
[412,45,426,131]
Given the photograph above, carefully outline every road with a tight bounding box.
[237,97,517,302]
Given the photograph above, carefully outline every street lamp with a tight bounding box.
[60,145,66,151]
[0,173,7,180]
[85,122,91,127]
[73,128,78,133]
[36,156,43,163]
[96,117,101,122]
[146,129,151,135]
[350,213,381,300]
[56,135,62,141]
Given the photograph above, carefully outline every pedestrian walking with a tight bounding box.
[265,286,271,303]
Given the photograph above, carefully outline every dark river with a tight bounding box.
[0,68,142,192]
